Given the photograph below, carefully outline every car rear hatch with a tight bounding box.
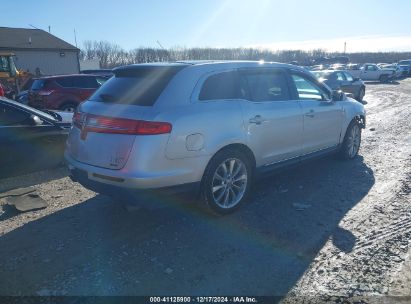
[66,64,187,170]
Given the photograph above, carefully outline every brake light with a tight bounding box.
[74,112,172,137]
[38,90,55,96]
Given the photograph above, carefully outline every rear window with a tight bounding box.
[89,66,187,106]
[31,79,46,90]
[312,71,331,79]
[55,76,100,89]
[199,71,241,100]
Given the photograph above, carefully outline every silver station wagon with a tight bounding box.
[65,61,366,214]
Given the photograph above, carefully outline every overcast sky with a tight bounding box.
[3,0,411,52]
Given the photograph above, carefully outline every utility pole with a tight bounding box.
[344,41,347,54]
[74,29,78,48]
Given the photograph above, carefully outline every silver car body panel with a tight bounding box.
[65,61,366,190]
[299,99,343,154]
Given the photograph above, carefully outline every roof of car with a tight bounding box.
[113,60,307,73]
[37,74,102,80]
[312,70,336,73]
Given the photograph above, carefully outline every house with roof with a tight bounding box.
[0,27,80,75]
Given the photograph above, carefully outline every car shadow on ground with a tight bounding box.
[0,166,68,192]
[0,155,374,297]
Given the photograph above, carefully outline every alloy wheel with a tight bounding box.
[211,158,248,209]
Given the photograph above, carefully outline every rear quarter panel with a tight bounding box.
[163,101,246,160]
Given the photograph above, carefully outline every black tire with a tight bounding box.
[379,75,389,83]
[339,120,362,160]
[60,102,77,112]
[201,149,253,215]
[356,87,365,102]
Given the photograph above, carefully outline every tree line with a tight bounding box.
[79,40,411,68]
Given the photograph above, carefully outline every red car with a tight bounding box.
[28,74,108,112]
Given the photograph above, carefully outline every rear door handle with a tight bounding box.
[305,110,315,118]
[249,115,264,125]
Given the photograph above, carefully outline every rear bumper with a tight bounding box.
[65,152,202,195]
[68,166,200,197]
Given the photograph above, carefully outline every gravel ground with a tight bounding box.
[0,79,410,301]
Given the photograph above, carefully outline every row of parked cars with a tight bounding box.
[302,60,411,103]
[0,60,368,214]
[0,70,112,177]
[6,60,408,116]
[307,61,411,82]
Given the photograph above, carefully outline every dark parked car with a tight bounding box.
[0,97,72,177]
[28,74,107,112]
[312,70,366,102]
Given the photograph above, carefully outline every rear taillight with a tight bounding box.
[38,90,55,96]
[74,112,172,136]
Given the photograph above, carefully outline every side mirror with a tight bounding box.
[29,115,43,126]
[353,77,360,82]
[332,90,345,101]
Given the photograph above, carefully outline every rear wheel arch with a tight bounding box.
[59,101,78,112]
[379,74,390,82]
[213,143,256,170]
[201,143,257,184]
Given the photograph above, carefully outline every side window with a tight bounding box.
[55,78,74,88]
[292,74,330,101]
[241,70,290,102]
[344,72,354,82]
[365,65,376,71]
[0,56,11,72]
[0,104,30,126]
[77,77,100,88]
[199,71,242,101]
[336,72,346,81]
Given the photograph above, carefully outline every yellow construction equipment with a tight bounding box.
[0,52,33,99]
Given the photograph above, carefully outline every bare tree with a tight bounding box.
[80,40,411,68]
